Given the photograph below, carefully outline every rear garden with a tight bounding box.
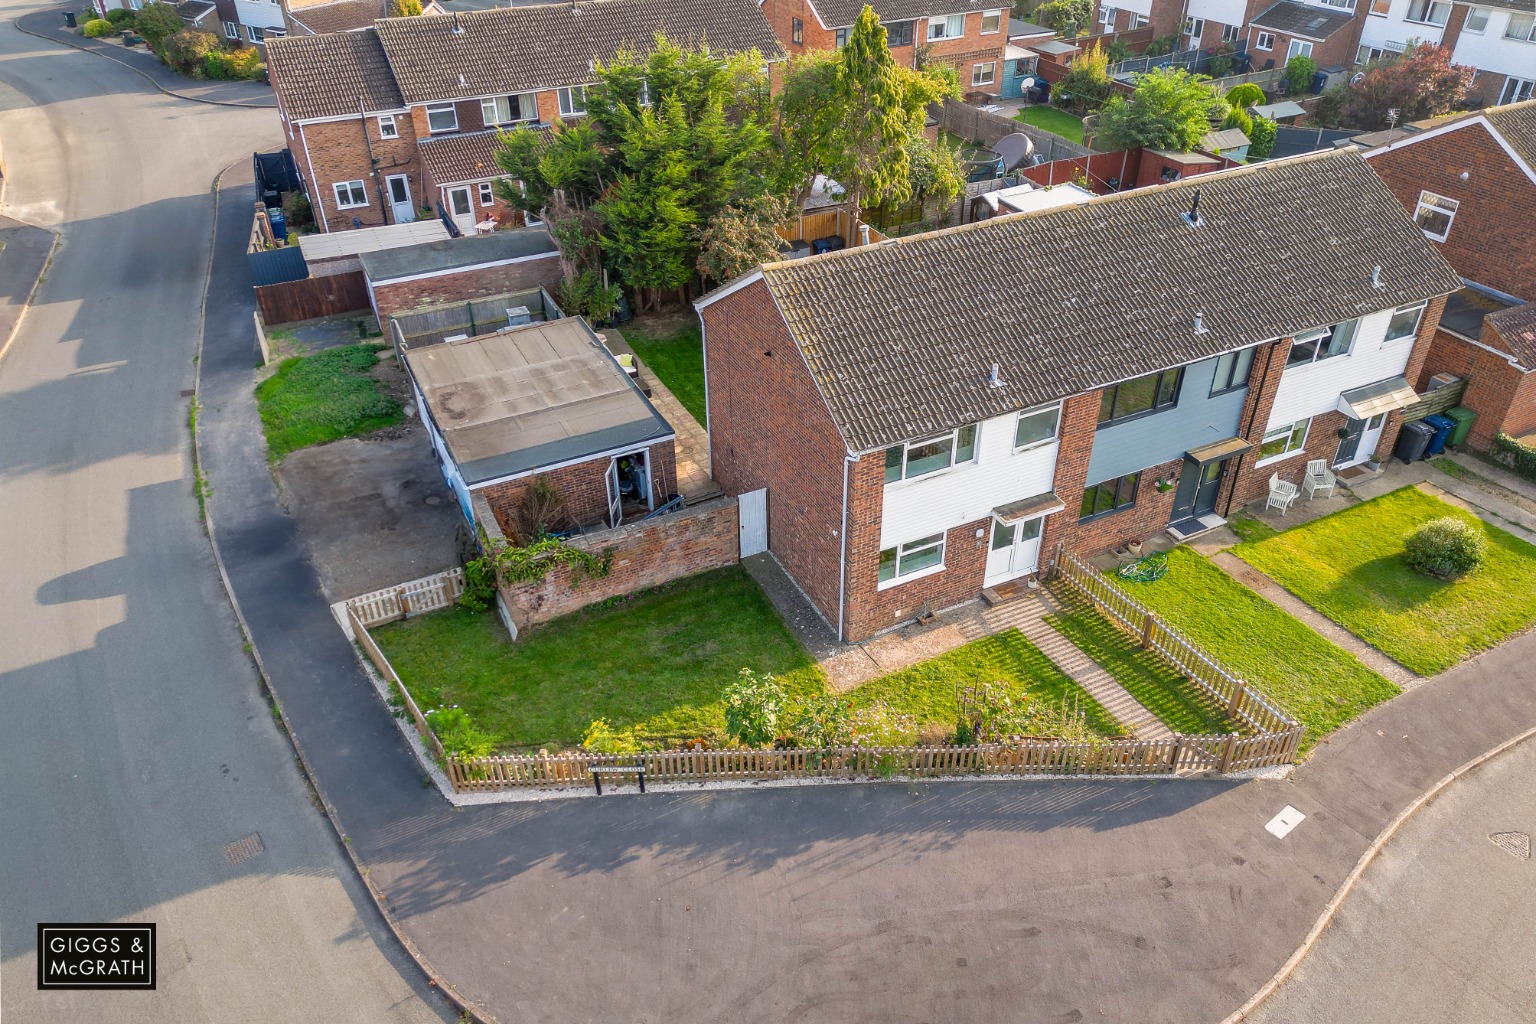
[619,318,706,426]
[1015,106,1085,145]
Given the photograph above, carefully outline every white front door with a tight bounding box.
[984,516,1044,587]
[446,186,475,232]
[385,175,415,223]
[605,458,623,528]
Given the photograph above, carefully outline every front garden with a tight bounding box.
[77,2,267,82]
[255,343,403,459]
[1234,487,1536,676]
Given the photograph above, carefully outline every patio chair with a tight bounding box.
[1302,459,1336,500]
[1266,473,1299,515]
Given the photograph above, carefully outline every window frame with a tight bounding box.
[1184,15,1205,37]
[1462,4,1489,30]
[1287,319,1359,367]
[557,85,588,118]
[1257,418,1311,465]
[1500,77,1535,104]
[1504,12,1535,40]
[972,61,997,86]
[1255,30,1275,50]
[377,114,398,139]
[928,13,965,40]
[1413,189,1459,241]
[1014,403,1061,451]
[791,16,803,44]
[1079,472,1140,522]
[1286,38,1314,59]
[1384,302,1426,343]
[1318,0,1353,9]
[332,179,368,210]
[223,21,239,38]
[1221,22,1240,41]
[1209,348,1256,396]
[1357,44,1385,63]
[425,102,459,133]
[877,533,948,588]
[1100,5,1117,28]
[834,27,849,47]
[478,182,495,207]
[981,8,1002,33]
[1097,367,1183,427]
[1405,0,1449,24]
[480,93,537,126]
[886,19,914,46]
[883,424,979,484]
[1368,0,1391,12]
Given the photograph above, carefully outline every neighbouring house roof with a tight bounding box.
[809,0,997,27]
[372,0,782,106]
[980,181,1094,215]
[1438,286,1517,339]
[1487,301,1536,370]
[1200,127,1251,153]
[176,0,216,24]
[1364,99,1536,189]
[727,149,1462,453]
[359,228,558,283]
[297,220,451,262]
[1249,0,1355,40]
[266,30,404,121]
[1484,100,1536,165]
[285,0,387,35]
[1252,100,1307,121]
[1008,17,1052,38]
[418,128,547,186]
[1029,38,1078,56]
[403,319,674,485]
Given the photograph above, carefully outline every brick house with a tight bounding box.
[1356,0,1535,106]
[265,0,780,234]
[1364,100,1536,447]
[760,0,1009,93]
[695,149,1458,641]
[1243,0,1362,69]
[403,318,678,532]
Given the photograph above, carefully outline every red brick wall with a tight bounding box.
[1244,26,1357,72]
[293,117,424,233]
[1420,325,1534,450]
[759,1,1006,84]
[699,279,850,629]
[497,496,740,632]
[370,254,563,320]
[481,440,677,536]
[1365,123,1536,301]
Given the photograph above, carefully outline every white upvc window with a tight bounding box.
[1258,418,1311,464]
[1288,320,1359,366]
[1368,0,1391,13]
[1286,39,1314,59]
[883,424,978,483]
[1385,302,1427,343]
[223,21,238,38]
[1318,0,1352,10]
[1014,404,1060,450]
[1504,12,1536,40]
[928,13,965,39]
[1501,77,1535,104]
[878,533,947,587]
[1222,23,1240,41]
[1100,5,1117,27]
[1462,5,1489,31]
[377,114,398,139]
[1405,0,1449,24]
[557,85,588,117]
[425,102,458,133]
[1130,13,1148,27]
[1357,44,1386,63]
[1255,30,1275,50]
[981,9,1002,32]
[480,93,537,125]
[332,180,368,209]
[972,61,996,86]
[1184,16,1205,37]
[478,182,495,206]
[1413,190,1459,240]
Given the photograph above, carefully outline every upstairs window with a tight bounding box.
[1318,0,1353,10]
[1414,190,1459,240]
[1014,404,1060,449]
[928,13,964,39]
[480,94,537,125]
[886,19,914,46]
[981,9,1002,32]
[1098,368,1182,426]
[1288,320,1359,366]
[1504,12,1535,40]
[1210,348,1256,395]
[1462,5,1489,30]
[425,103,458,133]
[1385,302,1426,342]
[377,114,398,139]
[1405,0,1449,24]
[791,16,803,44]
[557,86,587,118]
[884,425,978,483]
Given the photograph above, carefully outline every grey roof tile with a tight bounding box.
[1488,301,1536,369]
[1249,0,1356,39]
[1485,99,1536,166]
[419,127,549,185]
[755,149,1463,452]
[286,0,387,35]
[266,29,404,120]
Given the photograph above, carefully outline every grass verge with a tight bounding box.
[1016,105,1085,144]
[254,343,402,459]
[621,323,707,425]
[1235,486,1536,675]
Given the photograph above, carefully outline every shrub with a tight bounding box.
[582,718,641,754]
[203,44,265,81]
[1404,516,1487,579]
[1246,115,1277,160]
[426,706,497,759]
[1144,34,1180,57]
[1225,82,1266,109]
[159,29,220,76]
[555,268,621,322]
[1282,55,1317,96]
[81,18,114,37]
[1492,433,1536,482]
[458,556,498,612]
[1219,103,1253,138]
[103,7,135,24]
[134,1,185,49]
[1056,43,1112,111]
[789,694,852,748]
[1310,83,1348,127]
[388,0,423,14]
[1207,44,1235,79]
[722,668,786,747]
[282,189,314,230]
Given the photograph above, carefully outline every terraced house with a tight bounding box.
[264,0,780,233]
[696,149,1461,642]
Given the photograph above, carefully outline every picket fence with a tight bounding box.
[347,568,465,629]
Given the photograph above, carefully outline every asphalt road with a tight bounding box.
[0,9,451,1022]
[1247,736,1536,1024]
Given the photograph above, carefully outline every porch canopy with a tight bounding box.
[1186,436,1252,463]
[1338,376,1417,419]
[993,491,1065,524]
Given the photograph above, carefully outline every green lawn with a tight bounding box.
[1127,547,1398,749]
[1016,105,1085,144]
[1235,487,1536,675]
[846,629,1129,739]
[255,344,402,458]
[621,322,707,426]
[1045,600,1236,735]
[373,566,821,752]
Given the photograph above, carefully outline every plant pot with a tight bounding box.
[1127,541,1144,558]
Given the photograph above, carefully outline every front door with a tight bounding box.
[446,186,475,233]
[1336,413,1385,468]
[1170,456,1228,524]
[1335,416,1365,466]
[385,174,415,223]
[984,516,1043,586]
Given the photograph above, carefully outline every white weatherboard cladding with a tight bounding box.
[1266,308,1413,428]
[880,411,1058,548]
[1186,0,1247,25]
[1117,0,1155,19]
[1451,14,1536,79]
[1358,0,1445,50]
[233,0,287,29]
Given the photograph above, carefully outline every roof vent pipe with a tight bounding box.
[1194,312,1209,335]
[1181,188,1204,228]
[451,12,463,32]
[987,363,1008,389]
[1371,265,1385,289]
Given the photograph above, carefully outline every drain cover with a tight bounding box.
[225,832,265,865]
[1490,832,1530,860]
[179,389,195,398]
[424,495,442,506]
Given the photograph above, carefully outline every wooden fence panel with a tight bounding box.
[349,606,444,761]
[1400,379,1468,423]
[255,271,371,326]
[346,568,465,628]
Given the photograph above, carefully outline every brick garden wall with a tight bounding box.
[496,495,740,633]
[370,253,563,321]
[480,440,677,538]
[1420,323,1536,450]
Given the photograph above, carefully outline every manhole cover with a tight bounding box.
[224,832,265,865]
[179,389,195,398]
[1490,832,1530,860]
[424,495,442,506]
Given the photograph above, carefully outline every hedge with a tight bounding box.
[1492,433,1536,483]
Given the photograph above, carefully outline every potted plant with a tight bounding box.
[1366,448,1384,471]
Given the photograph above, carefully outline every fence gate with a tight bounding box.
[738,488,768,557]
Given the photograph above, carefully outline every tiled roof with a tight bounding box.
[1485,100,1536,166]
[286,0,387,35]
[419,128,549,185]
[176,0,216,23]
[810,0,997,28]
[373,0,782,106]
[1488,301,1536,370]
[1249,0,1355,39]
[266,30,404,120]
[751,149,1463,452]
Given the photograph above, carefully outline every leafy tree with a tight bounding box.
[1095,67,1223,151]
[159,30,220,76]
[1219,103,1253,138]
[694,192,793,284]
[1033,0,1092,35]
[1246,115,1277,159]
[722,668,786,747]
[134,1,185,50]
[1056,42,1112,111]
[903,129,964,209]
[1224,82,1266,109]
[1282,54,1317,96]
[387,0,422,14]
[555,269,621,323]
[1338,45,1474,130]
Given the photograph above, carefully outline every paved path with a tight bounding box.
[13,6,277,107]
[0,214,54,362]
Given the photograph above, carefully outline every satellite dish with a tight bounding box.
[991,132,1036,172]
